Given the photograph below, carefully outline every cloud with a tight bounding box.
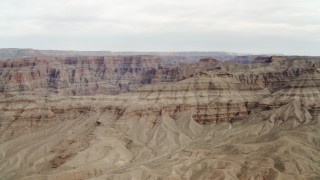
[0,0,319,55]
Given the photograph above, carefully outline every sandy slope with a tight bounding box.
[0,89,319,179]
[0,57,320,180]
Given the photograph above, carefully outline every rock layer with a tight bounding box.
[0,56,320,179]
[0,56,163,95]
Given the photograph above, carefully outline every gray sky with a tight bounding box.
[0,0,319,55]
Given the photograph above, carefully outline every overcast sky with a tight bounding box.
[0,0,319,55]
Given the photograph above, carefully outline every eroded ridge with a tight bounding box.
[0,56,320,179]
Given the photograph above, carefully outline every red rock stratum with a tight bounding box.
[0,56,320,180]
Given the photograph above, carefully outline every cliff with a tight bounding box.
[0,55,320,179]
[0,56,163,95]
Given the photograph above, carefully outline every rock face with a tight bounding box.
[0,56,164,95]
[0,55,320,180]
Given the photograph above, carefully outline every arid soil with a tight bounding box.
[0,56,319,180]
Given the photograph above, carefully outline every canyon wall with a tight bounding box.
[0,55,320,179]
[0,56,164,95]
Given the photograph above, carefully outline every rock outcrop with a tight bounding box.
[0,55,320,180]
[0,56,164,95]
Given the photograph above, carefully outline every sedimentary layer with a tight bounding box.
[0,56,320,179]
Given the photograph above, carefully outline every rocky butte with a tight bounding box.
[0,52,319,180]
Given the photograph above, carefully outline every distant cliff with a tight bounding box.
[0,48,246,61]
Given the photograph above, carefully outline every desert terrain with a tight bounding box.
[0,51,319,179]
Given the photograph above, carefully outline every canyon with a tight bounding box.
[0,52,320,180]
